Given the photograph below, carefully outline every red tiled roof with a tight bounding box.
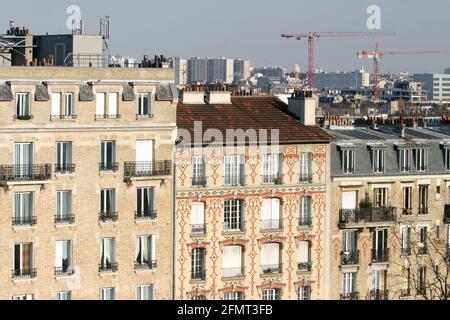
[177,96,334,145]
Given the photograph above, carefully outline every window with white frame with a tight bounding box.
[417,267,426,294]
[224,200,244,231]
[12,294,33,301]
[401,227,412,256]
[419,185,429,215]
[418,226,428,253]
[342,149,355,174]
[299,196,312,226]
[399,149,411,172]
[135,235,156,269]
[261,289,281,300]
[56,291,72,301]
[415,148,428,172]
[136,285,153,300]
[373,188,388,207]
[224,292,244,300]
[100,288,115,300]
[299,153,313,182]
[55,240,73,275]
[64,93,75,117]
[372,149,384,173]
[51,93,75,119]
[100,141,116,171]
[137,93,152,117]
[341,273,357,298]
[261,243,280,274]
[224,155,245,186]
[444,147,450,171]
[191,248,206,280]
[96,92,119,118]
[136,187,154,219]
[14,192,34,225]
[297,241,311,271]
[13,243,34,276]
[56,142,73,173]
[99,238,116,271]
[262,154,282,184]
[15,93,31,118]
[100,189,116,217]
[298,286,311,300]
[191,202,206,234]
[192,156,206,186]
[222,246,243,278]
[261,198,281,230]
[402,187,412,214]
[56,191,72,223]
[14,142,34,178]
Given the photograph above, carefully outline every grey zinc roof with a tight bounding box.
[79,84,95,101]
[155,83,178,101]
[122,84,135,101]
[0,83,13,101]
[35,84,50,101]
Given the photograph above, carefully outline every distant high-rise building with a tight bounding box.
[294,64,301,74]
[187,57,208,84]
[233,59,251,82]
[314,69,370,90]
[414,73,450,102]
[207,58,234,84]
[252,67,287,82]
[174,57,188,86]
[445,68,450,74]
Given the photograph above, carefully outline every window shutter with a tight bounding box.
[55,241,63,268]
[191,202,205,225]
[96,93,105,115]
[261,199,271,222]
[298,241,309,263]
[51,93,61,116]
[272,198,280,221]
[108,93,118,115]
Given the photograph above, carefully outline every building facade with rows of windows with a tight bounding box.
[325,119,450,300]
[175,92,334,300]
[0,67,177,300]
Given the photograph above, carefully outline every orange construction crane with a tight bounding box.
[357,42,448,101]
[281,31,396,90]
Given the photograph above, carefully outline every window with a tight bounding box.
[419,185,429,215]
[299,196,312,227]
[136,285,154,300]
[342,149,355,174]
[417,267,426,295]
[373,188,388,207]
[191,202,206,234]
[137,93,152,117]
[224,292,244,300]
[15,93,31,119]
[402,187,412,215]
[297,241,311,271]
[342,230,358,265]
[99,238,116,272]
[100,189,116,221]
[191,248,206,280]
[56,191,73,223]
[224,200,244,231]
[14,142,34,178]
[261,243,281,274]
[136,187,155,219]
[135,235,156,269]
[224,155,245,186]
[401,227,412,257]
[222,246,243,278]
[64,93,75,117]
[96,92,119,119]
[298,286,311,300]
[13,243,34,278]
[399,149,411,172]
[415,148,428,172]
[262,154,282,184]
[13,192,34,226]
[56,142,73,173]
[51,93,75,119]
[192,156,206,187]
[372,149,384,173]
[299,153,313,182]
[55,240,73,275]
[135,140,154,174]
[100,141,116,171]
[100,288,115,300]
[56,291,72,301]
[262,289,281,300]
[261,198,281,230]
[445,148,450,171]
[372,229,389,262]
[418,226,428,254]
[341,273,357,299]
[12,294,33,300]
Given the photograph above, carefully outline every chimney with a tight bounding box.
[288,90,317,126]
[400,116,406,138]
[181,88,205,104]
[206,91,232,104]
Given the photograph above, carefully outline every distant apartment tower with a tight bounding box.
[233,59,251,82]
[314,69,370,90]
[174,57,188,86]
[253,67,287,82]
[445,68,450,74]
[207,58,234,84]
[187,57,208,84]
[414,73,450,103]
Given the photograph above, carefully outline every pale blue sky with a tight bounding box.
[1,0,449,73]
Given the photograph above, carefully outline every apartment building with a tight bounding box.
[325,119,450,300]
[0,67,177,300]
[175,90,334,300]
[414,73,450,103]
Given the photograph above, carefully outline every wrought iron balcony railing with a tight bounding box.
[402,208,413,215]
[99,262,118,273]
[370,289,389,300]
[341,250,360,266]
[12,268,37,279]
[135,210,157,220]
[135,260,157,270]
[95,114,121,120]
[55,164,76,174]
[54,266,75,277]
[50,115,77,120]
[0,164,52,183]
[99,162,119,172]
[261,219,282,231]
[136,113,155,120]
[124,161,171,179]
[340,292,359,300]
[55,214,75,224]
[261,264,282,275]
[418,245,428,255]
[297,262,312,272]
[339,207,396,225]
[99,212,119,223]
[262,174,283,185]
[14,114,33,121]
[372,248,390,263]
[12,216,37,227]
[192,176,207,187]
[191,224,207,235]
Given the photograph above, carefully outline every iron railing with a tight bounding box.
[299,173,313,183]
[191,224,207,235]
[55,214,75,224]
[124,161,171,179]
[99,162,119,172]
[135,210,157,220]
[54,266,75,277]
[222,267,244,278]
[261,264,282,275]
[370,289,389,300]
[135,260,157,270]
[372,248,390,263]
[298,262,312,272]
[50,115,77,120]
[262,174,283,185]
[12,216,37,226]
[341,250,360,266]
[14,115,33,121]
[99,262,118,273]
[12,268,37,279]
[99,212,119,223]
[402,208,413,215]
[0,164,52,183]
[261,219,282,231]
[95,114,121,120]
[136,114,154,120]
[340,292,359,300]
[224,171,246,187]
[192,176,207,187]
[339,207,396,225]
[419,207,429,215]
[55,164,76,174]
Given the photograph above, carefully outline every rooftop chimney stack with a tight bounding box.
[287,90,317,126]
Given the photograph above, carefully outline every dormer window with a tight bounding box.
[414,148,428,172]
[372,149,385,173]
[442,144,450,171]
[341,149,355,174]
[399,149,411,173]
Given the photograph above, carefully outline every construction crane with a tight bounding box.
[357,42,448,101]
[281,31,396,90]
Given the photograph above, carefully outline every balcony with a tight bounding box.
[99,162,119,172]
[261,219,282,231]
[340,250,360,266]
[191,224,207,235]
[445,205,450,224]
[224,221,245,233]
[224,173,246,187]
[340,292,359,300]
[12,216,37,227]
[99,212,119,223]
[99,262,118,273]
[135,210,157,221]
[192,176,207,188]
[370,289,389,300]
[261,264,282,275]
[222,267,244,278]
[402,208,412,216]
[14,114,33,121]
[95,114,121,120]
[55,164,76,174]
[262,174,283,185]
[54,266,75,277]
[55,214,75,225]
[50,115,77,120]
[419,207,429,215]
[297,262,312,272]
[339,207,396,227]
[136,113,154,120]
[0,164,52,184]
[135,260,157,271]
[372,248,390,263]
[124,161,171,180]
[12,268,37,279]
[191,270,206,281]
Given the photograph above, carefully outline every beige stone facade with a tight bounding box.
[0,67,177,300]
